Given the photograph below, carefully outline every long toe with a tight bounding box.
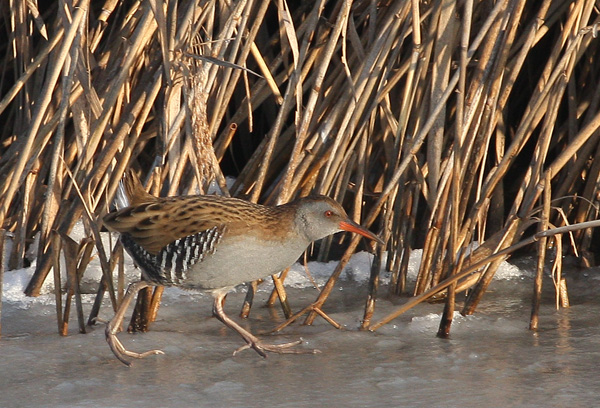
[110,340,164,366]
[106,326,164,366]
[233,338,321,356]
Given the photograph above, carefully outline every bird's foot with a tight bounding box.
[105,324,164,366]
[233,337,321,357]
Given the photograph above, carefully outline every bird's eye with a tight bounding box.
[324,210,333,217]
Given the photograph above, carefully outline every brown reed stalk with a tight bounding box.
[530,173,551,330]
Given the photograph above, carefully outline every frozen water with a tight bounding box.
[2,246,600,407]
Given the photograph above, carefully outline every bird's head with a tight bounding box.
[292,195,383,244]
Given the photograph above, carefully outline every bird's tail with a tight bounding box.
[115,169,156,209]
[115,180,130,209]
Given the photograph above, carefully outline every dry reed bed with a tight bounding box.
[0,0,599,337]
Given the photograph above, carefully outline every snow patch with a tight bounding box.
[2,261,55,308]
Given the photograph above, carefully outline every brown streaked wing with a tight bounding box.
[104,196,234,254]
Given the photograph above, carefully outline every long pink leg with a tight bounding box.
[105,281,164,366]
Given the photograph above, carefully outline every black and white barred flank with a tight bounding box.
[121,226,223,285]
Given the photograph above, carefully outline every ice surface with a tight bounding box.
[2,245,600,407]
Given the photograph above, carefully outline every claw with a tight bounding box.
[232,338,316,357]
[213,292,321,358]
[106,320,164,366]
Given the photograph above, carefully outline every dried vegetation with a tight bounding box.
[1,0,600,337]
